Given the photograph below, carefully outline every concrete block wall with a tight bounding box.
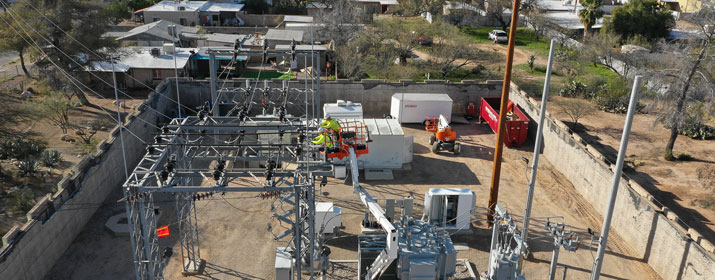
[173,79,503,117]
[507,82,714,280]
[0,81,173,280]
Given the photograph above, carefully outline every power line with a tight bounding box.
[0,6,150,143]
[20,0,199,115]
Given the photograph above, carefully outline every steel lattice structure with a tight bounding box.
[123,46,329,279]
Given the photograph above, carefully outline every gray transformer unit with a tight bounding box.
[359,218,457,280]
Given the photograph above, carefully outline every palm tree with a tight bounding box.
[578,0,605,39]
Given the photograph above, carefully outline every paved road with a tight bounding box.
[0,51,20,73]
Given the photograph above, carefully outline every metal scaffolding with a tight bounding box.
[122,45,327,279]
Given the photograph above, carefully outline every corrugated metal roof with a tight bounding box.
[201,2,245,12]
[274,44,327,51]
[118,20,199,42]
[206,33,245,44]
[265,29,304,42]
[283,15,313,23]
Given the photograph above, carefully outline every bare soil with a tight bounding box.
[550,96,715,243]
[0,76,144,236]
[46,123,661,279]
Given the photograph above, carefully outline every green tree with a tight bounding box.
[603,0,674,41]
[103,1,132,24]
[127,0,157,11]
[35,90,75,134]
[578,0,604,39]
[0,11,34,77]
[244,0,269,14]
[10,0,118,105]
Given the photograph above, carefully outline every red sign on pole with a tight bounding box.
[157,226,170,237]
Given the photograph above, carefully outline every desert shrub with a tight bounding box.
[18,158,39,177]
[679,123,715,140]
[0,138,47,160]
[676,153,693,161]
[559,80,588,97]
[13,186,35,213]
[41,150,62,168]
[593,78,643,113]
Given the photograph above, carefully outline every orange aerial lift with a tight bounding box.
[324,120,370,160]
[425,115,460,155]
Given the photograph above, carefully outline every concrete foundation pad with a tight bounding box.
[364,169,394,180]
[104,213,130,237]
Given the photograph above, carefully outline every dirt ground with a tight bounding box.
[47,122,661,280]
[0,75,145,236]
[549,96,715,242]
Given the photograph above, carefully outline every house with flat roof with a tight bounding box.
[265,29,305,47]
[142,0,245,27]
[86,46,195,89]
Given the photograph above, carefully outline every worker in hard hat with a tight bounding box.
[320,114,341,133]
[312,128,334,148]
[321,114,342,145]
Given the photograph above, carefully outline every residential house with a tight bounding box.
[142,1,245,27]
[116,20,199,47]
[86,46,195,89]
[265,29,305,48]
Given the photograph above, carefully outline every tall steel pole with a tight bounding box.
[521,39,556,243]
[171,25,182,117]
[487,0,522,225]
[590,76,642,280]
[209,51,218,116]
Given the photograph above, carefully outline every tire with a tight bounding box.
[453,143,461,155]
[431,142,440,154]
[429,135,436,145]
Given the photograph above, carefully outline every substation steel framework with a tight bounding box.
[122,45,328,280]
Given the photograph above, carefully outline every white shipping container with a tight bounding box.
[390,93,453,123]
[333,118,413,169]
[323,100,363,119]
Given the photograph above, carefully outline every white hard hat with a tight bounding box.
[324,114,331,118]
[318,127,325,133]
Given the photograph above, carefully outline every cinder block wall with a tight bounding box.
[507,82,715,280]
[173,78,504,117]
[0,81,174,280]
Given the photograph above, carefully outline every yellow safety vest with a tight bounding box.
[320,119,341,132]
[311,133,334,147]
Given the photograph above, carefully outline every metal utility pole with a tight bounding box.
[590,76,642,280]
[488,0,522,225]
[171,25,182,117]
[522,39,556,243]
[546,218,579,280]
[209,51,218,116]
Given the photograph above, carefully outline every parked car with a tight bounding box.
[488,30,508,44]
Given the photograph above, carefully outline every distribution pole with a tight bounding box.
[171,25,182,117]
[209,51,218,116]
[487,0,522,225]
[590,76,642,280]
[521,39,556,243]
